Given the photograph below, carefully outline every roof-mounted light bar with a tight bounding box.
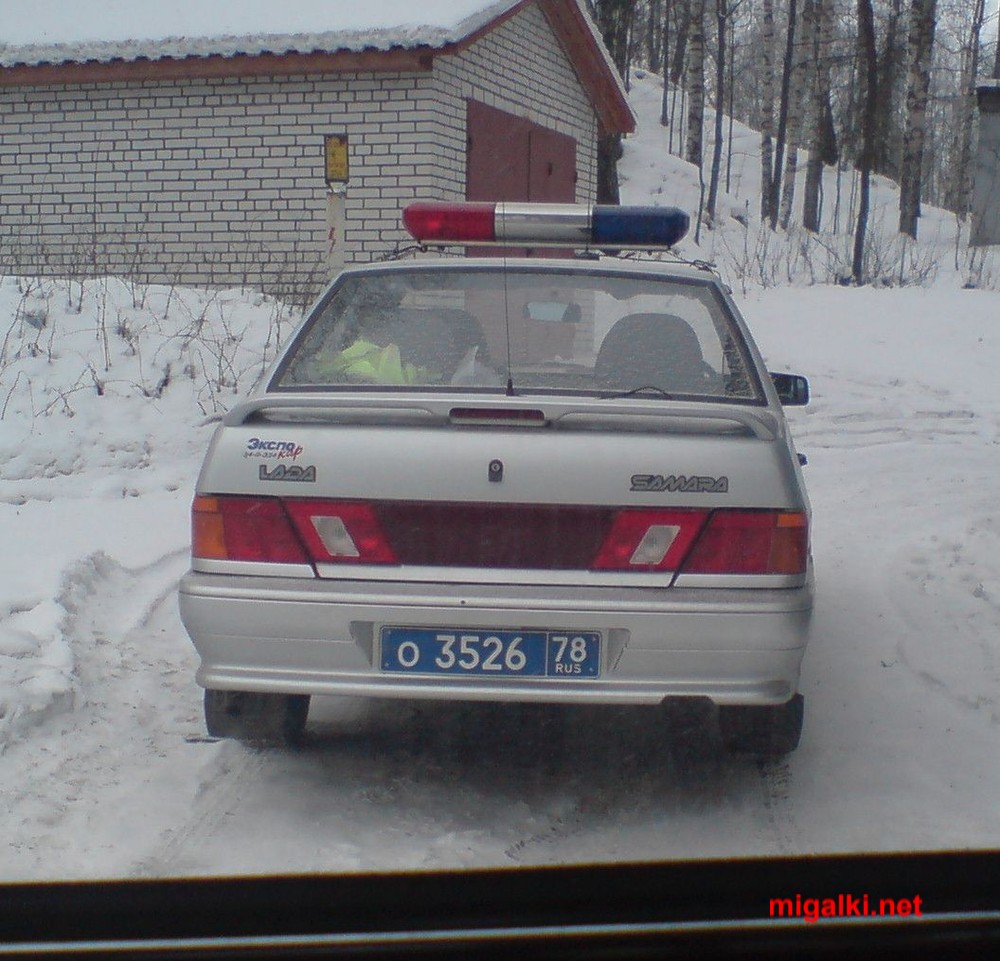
[402,202,689,249]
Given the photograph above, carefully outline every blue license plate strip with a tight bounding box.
[380,627,601,679]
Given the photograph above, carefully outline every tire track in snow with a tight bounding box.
[794,402,980,451]
[498,708,782,864]
[0,547,205,879]
[503,795,603,863]
[132,745,266,877]
[756,759,797,856]
[884,515,1000,726]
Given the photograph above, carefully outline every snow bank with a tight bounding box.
[619,70,999,292]
[0,275,301,748]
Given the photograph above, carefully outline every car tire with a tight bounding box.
[203,689,310,746]
[718,694,804,757]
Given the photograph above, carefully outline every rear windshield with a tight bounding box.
[272,266,763,402]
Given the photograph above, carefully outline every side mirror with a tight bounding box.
[770,372,810,406]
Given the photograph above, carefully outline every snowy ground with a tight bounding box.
[1,75,997,880]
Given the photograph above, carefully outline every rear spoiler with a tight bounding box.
[225,395,780,441]
[223,395,439,428]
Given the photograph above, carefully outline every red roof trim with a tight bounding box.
[0,48,433,86]
[537,0,634,136]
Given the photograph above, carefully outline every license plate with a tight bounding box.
[380,627,600,678]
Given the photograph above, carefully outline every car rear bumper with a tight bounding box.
[178,572,813,707]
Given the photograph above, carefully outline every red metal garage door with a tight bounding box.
[466,100,578,267]
[466,100,577,205]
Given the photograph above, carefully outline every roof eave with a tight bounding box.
[0,46,435,86]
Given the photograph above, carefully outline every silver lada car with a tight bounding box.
[179,202,813,754]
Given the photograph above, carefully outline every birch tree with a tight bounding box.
[899,0,938,238]
[994,7,1000,80]
[660,0,671,126]
[646,0,664,74]
[803,0,837,231]
[760,0,776,221]
[686,0,707,169]
[951,0,986,219]
[661,1,691,155]
[769,0,799,230]
[854,0,879,283]
[670,0,692,86]
[874,0,906,179]
[707,1,732,223]
[779,0,816,229]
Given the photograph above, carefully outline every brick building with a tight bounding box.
[0,0,633,300]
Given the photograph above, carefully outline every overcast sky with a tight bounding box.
[1,0,511,46]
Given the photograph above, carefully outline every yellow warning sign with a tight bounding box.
[324,134,349,184]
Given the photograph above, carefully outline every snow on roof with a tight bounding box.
[0,0,521,68]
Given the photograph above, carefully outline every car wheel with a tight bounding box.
[203,689,310,746]
[718,694,804,757]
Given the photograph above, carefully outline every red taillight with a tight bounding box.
[192,495,310,564]
[590,508,808,576]
[402,201,496,243]
[591,510,709,571]
[282,500,398,564]
[680,511,808,575]
[192,496,398,565]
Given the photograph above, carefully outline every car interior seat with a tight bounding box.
[594,312,722,394]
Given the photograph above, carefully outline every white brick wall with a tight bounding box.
[0,5,599,299]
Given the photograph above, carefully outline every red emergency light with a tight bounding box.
[402,201,689,249]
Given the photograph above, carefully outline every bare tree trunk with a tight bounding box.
[803,0,836,232]
[854,0,879,284]
[779,131,801,231]
[593,0,634,78]
[780,0,816,229]
[671,84,687,156]
[686,0,707,169]
[660,0,672,126]
[707,1,728,223]
[874,0,905,179]
[670,0,692,87]
[597,135,622,204]
[770,0,799,230]
[726,10,736,193]
[647,0,663,74]
[994,7,1000,80]
[899,0,937,238]
[954,0,986,220]
[760,0,776,221]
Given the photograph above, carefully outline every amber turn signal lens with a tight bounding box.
[191,496,227,560]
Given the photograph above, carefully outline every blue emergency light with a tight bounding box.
[402,202,689,249]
